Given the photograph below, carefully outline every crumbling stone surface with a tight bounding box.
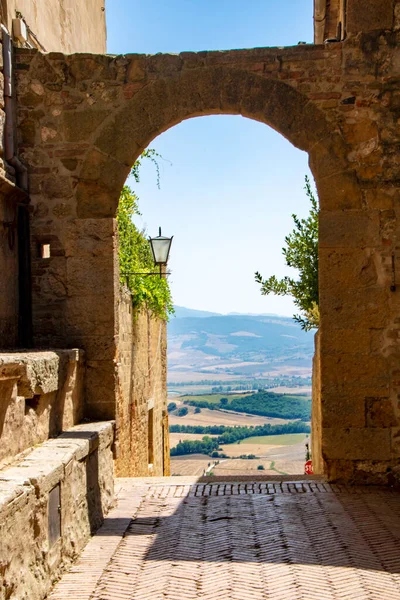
[0,350,84,469]
[0,421,114,600]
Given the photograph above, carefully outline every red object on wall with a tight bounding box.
[304,460,313,475]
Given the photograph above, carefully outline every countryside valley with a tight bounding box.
[167,306,313,476]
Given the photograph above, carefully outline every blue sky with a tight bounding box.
[106,1,315,316]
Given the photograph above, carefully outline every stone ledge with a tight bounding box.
[0,420,114,500]
[0,349,84,397]
[0,420,115,600]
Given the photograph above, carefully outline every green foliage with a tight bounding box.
[169,421,311,445]
[194,407,201,414]
[255,176,319,331]
[257,465,265,470]
[184,390,311,420]
[219,397,229,406]
[170,436,219,456]
[177,407,188,417]
[117,151,173,320]
[167,402,177,412]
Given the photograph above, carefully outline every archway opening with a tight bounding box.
[116,114,317,479]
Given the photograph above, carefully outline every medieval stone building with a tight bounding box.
[1,0,400,598]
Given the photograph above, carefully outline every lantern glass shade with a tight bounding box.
[149,230,173,265]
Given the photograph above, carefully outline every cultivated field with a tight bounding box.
[170,454,212,477]
[211,459,281,476]
[238,433,308,446]
[178,393,250,404]
[169,408,289,428]
[170,433,217,448]
[168,433,308,476]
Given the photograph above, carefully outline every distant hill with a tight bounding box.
[173,306,221,319]
[168,308,315,382]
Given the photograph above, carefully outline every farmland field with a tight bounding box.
[170,433,217,448]
[168,431,309,476]
[178,393,250,405]
[169,408,289,428]
[236,433,307,446]
[170,454,212,477]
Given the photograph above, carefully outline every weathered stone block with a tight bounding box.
[366,397,397,427]
[322,391,366,427]
[347,0,394,35]
[323,427,391,460]
[319,210,380,249]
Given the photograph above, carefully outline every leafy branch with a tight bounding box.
[255,176,319,331]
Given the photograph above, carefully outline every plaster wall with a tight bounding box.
[3,0,106,53]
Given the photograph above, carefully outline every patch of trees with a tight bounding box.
[228,392,310,420]
[167,402,177,412]
[176,407,188,417]
[170,436,219,456]
[170,421,310,446]
[184,390,311,420]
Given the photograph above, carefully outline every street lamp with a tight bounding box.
[149,227,173,268]
[121,227,173,280]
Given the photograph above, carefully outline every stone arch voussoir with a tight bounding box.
[76,66,351,218]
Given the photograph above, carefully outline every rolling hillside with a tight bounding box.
[168,306,315,384]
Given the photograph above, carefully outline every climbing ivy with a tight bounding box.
[117,151,174,320]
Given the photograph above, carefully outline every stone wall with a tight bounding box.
[314,0,396,42]
[0,421,114,600]
[116,289,169,477]
[0,0,107,350]
[0,350,84,469]
[12,3,400,484]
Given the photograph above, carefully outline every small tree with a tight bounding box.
[255,176,319,331]
[167,402,177,412]
[177,407,188,417]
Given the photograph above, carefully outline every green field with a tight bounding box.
[179,393,249,405]
[231,433,308,446]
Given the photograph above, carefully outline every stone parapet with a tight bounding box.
[0,349,85,469]
[0,420,115,600]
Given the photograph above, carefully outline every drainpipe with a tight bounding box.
[314,0,327,44]
[2,26,28,191]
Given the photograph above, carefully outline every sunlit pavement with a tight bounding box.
[47,477,400,600]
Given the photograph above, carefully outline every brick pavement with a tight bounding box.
[48,477,400,600]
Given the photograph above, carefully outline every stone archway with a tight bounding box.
[16,40,399,483]
[72,66,354,477]
[75,66,353,219]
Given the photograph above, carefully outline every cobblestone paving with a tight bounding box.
[48,478,400,600]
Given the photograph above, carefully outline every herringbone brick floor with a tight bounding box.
[48,477,400,600]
